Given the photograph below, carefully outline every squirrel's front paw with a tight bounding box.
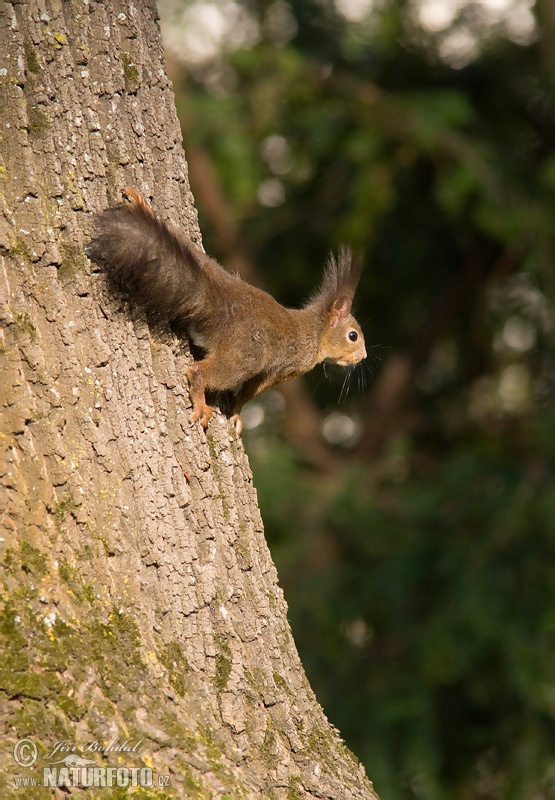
[189,401,212,429]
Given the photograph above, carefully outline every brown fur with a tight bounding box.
[87,188,367,433]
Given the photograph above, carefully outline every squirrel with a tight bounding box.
[87,188,367,435]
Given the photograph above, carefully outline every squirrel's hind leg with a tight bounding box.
[188,356,249,431]
[187,362,213,429]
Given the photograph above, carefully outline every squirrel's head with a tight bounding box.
[311,248,366,366]
[319,300,366,365]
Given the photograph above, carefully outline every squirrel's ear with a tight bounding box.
[329,296,351,327]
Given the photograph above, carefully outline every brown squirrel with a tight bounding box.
[87,188,367,434]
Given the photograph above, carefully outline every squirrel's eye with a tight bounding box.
[348,330,358,342]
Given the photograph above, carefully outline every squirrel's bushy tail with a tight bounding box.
[87,189,206,325]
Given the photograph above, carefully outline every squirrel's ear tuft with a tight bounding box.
[337,246,364,299]
[308,246,363,313]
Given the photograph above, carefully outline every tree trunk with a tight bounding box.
[0,2,377,798]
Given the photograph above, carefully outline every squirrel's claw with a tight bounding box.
[230,414,243,436]
[189,402,212,429]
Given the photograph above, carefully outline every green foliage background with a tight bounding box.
[164,0,555,796]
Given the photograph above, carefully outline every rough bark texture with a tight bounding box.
[0,1,377,798]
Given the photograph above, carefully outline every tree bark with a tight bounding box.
[0,1,377,798]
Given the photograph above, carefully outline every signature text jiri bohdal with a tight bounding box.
[45,738,143,761]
